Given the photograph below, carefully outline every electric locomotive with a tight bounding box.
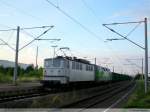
[41,56,112,86]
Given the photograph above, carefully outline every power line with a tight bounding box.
[103,18,149,93]
[21,30,36,39]
[125,22,142,37]
[0,0,47,24]
[0,26,53,32]
[126,59,142,69]
[103,21,144,25]
[0,37,15,51]
[0,30,15,50]
[0,26,54,50]
[19,26,54,51]
[45,0,139,74]
[45,0,124,71]
[81,0,100,22]
[20,26,54,41]
[103,24,145,49]
[21,26,52,30]
[103,22,144,73]
[6,30,15,43]
[81,0,135,72]
[0,28,16,32]
[56,0,59,8]
[45,0,104,42]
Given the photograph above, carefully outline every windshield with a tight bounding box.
[45,59,61,67]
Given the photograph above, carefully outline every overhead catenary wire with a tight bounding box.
[0,26,53,32]
[45,0,125,71]
[0,26,54,51]
[45,0,104,42]
[81,0,101,22]
[45,0,127,72]
[0,0,47,24]
[102,20,145,74]
[21,30,36,39]
[56,0,59,8]
[0,0,125,73]
[103,19,148,77]
[126,59,142,69]
[0,37,15,51]
[19,26,54,51]
[103,25,145,50]
[6,30,15,44]
[0,28,16,32]
[46,0,143,75]
[125,22,142,38]
[103,21,144,26]
[79,0,136,73]
[20,26,53,30]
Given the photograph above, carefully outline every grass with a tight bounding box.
[0,66,43,84]
[18,75,42,82]
[0,73,42,84]
[0,73,12,83]
[124,80,150,108]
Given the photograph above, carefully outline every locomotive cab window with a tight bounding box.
[44,59,61,67]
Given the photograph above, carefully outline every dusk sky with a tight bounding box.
[0,0,149,75]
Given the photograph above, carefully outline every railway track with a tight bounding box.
[61,81,135,108]
[0,84,109,104]
[0,88,50,103]
[0,81,134,105]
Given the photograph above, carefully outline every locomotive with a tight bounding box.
[41,56,131,86]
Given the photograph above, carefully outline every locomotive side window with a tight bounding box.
[72,61,75,69]
[76,62,79,70]
[86,65,93,71]
[86,65,90,71]
[64,60,69,68]
[90,66,93,71]
[66,60,69,68]
[89,66,91,71]
[75,62,77,69]
[72,61,83,70]
[86,65,88,71]
[79,63,82,70]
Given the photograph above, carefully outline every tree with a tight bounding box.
[135,73,144,80]
[25,65,34,73]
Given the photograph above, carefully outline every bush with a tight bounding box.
[0,73,12,83]
[0,65,43,83]
[124,80,150,108]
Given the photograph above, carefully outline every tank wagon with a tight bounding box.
[41,56,131,86]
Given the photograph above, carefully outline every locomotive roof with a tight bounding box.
[44,56,111,71]
[45,56,93,65]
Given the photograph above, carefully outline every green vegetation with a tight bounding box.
[125,80,150,108]
[134,73,144,80]
[0,65,43,83]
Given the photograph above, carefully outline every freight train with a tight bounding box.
[41,56,131,86]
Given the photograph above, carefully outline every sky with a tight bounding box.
[0,0,150,75]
